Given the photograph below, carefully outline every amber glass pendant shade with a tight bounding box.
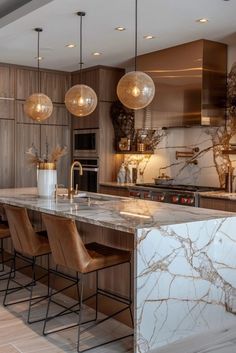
[65,84,97,117]
[117,71,155,110]
[24,93,53,122]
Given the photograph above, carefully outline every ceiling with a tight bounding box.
[0,0,235,72]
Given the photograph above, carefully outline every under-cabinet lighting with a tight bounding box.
[120,211,151,219]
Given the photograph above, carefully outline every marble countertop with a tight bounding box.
[99,182,135,188]
[0,188,235,234]
[199,191,236,200]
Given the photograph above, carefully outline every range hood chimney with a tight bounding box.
[135,39,227,128]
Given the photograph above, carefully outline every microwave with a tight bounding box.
[73,129,99,157]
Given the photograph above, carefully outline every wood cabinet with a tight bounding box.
[41,125,70,187]
[16,100,70,125]
[0,99,14,119]
[99,185,130,197]
[15,124,40,187]
[72,66,124,130]
[40,71,70,103]
[200,196,236,212]
[0,64,14,98]
[0,120,14,188]
[16,68,70,104]
[16,68,38,100]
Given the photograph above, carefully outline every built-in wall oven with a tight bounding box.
[73,158,99,192]
[73,129,99,157]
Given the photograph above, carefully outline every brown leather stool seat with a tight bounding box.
[3,205,51,324]
[42,213,133,353]
[0,223,10,239]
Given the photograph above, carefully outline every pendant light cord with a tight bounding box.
[134,0,137,71]
[37,29,40,92]
[78,12,86,84]
[35,28,42,92]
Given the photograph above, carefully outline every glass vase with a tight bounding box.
[37,162,57,198]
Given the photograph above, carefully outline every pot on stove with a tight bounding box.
[153,173,174,185]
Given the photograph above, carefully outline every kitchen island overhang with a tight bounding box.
[0,188,235,353]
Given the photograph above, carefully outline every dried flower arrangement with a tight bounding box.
[26,141,67,166]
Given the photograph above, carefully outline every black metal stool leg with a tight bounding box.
[3,250,16,305]
[0,239,4,272]
[77,274,84,353]
[27,256,36,323]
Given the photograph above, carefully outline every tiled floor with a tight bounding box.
[0,269,133,353]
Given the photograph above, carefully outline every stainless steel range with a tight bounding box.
[129,184,222,207]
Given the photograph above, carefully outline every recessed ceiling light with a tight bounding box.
[35,56,43,60]
[143,35,155,40]
[115,27,126,31]
[196,18,209,23]
[66,43,76,48]
[92,52,102,56]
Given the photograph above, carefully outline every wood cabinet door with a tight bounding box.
[72,68,99,94]
[0,120,15,188]
[40,125,70,187]
[40,71,70,103]
[98,67,124,102]
[0,65,14,98]
[15,100,36,124]
[15,124,40,187]
[16,68,38,100]
[0,99,14,119]
[41,103,70,126]
[72,105,99,129]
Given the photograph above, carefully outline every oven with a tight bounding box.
[73,129,99,157]
[73,158,99,192]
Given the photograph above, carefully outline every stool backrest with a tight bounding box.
[4,205,42,256]
[42,213,92,273]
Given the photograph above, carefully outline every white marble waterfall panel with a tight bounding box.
[135,217,236,353]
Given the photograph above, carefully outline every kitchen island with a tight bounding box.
[1,188,236,353]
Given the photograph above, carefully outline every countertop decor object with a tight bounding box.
[24,28,53,122]
[116,0,155,110]
[26,142,67,198]
[65,12,97,117]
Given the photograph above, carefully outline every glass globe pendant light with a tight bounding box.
[24,28,53,122]
[65,12,97,117]
[117,0,155,110]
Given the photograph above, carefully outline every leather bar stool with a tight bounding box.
[0,205,12,285]
[42,213,133,353]
[3,205,51,324]
[0,222,10,276]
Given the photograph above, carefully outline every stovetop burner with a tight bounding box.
[135,183,221,192]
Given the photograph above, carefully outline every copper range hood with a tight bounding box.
[135,39,227,128]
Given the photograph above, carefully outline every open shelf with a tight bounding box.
[115,151,154,155]
[222,150,236,155]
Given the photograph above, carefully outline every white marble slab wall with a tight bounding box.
[135,216,236,353]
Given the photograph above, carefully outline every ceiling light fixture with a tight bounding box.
[196,18,209,23]
[66,43,76,48]
[117,0,155,110]
[65,12,97,117]
[92,52,102,56]
[143,35,155,40]
[24,28,53,122]
[115,26,126,31]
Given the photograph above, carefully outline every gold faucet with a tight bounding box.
[68,161,83,200]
